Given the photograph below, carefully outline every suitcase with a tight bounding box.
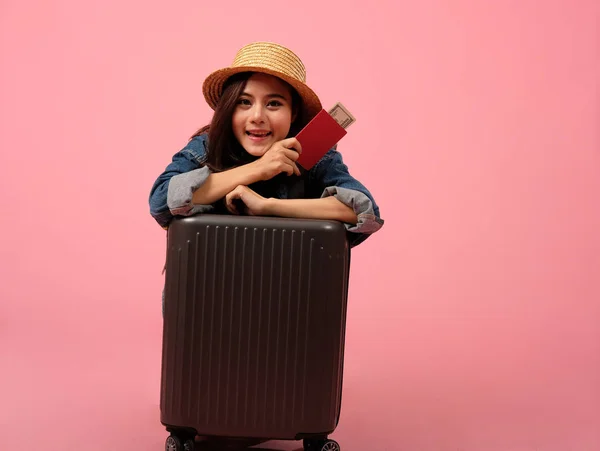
[160,214,351,451]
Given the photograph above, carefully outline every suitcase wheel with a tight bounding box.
[165,434,195,451]
[165,435,181,451]
[303,438,341,451]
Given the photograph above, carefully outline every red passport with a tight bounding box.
[296,109,347,170]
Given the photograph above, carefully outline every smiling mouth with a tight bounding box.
[246,131,272,138]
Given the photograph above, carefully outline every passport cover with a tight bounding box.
[296,109,347,170]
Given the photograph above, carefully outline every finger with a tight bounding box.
[292,138,302,154]
[285,162,298,177]
[226,198,238,215]
[283,148,299,161]
[280,137,302,154]
[280,155,300,175]
[282,162,294,176]
[225,191,239,215]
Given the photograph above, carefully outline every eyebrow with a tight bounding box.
[240,92,288,100]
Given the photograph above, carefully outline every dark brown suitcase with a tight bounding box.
[160,214,351,451]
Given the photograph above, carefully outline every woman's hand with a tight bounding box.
[225,185,271,216]
[250,138,302,180]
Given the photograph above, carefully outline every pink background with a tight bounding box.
[1,1,598,450]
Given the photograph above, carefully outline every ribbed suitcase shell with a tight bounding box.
[160,214,350,440]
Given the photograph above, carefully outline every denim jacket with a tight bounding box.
[149,134,383,247]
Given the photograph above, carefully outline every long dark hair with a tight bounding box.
[191,72,305,173]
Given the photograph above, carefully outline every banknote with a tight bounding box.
[328,102,356,129]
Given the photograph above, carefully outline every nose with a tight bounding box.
[250,104,266,123]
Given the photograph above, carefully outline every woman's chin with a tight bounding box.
[242,141,272,157]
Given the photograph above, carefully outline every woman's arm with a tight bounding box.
[191,164,260,205]
[150,136,302,227]
[224,185,357,224]
[193,137,303,205]
[265,196,358,224]
[308,148,384,246]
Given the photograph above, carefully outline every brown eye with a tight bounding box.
[237,98,251,106]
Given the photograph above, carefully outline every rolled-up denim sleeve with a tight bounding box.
[167,167,212,216]
[310,148,384,246]
[149,136,214,228]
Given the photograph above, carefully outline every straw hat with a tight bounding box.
[202,42,323,120]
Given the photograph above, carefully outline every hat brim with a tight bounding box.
[202,66,323,122]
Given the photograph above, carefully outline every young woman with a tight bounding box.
[149,42,383,247]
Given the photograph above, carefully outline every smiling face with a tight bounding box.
[231,72,297,157]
